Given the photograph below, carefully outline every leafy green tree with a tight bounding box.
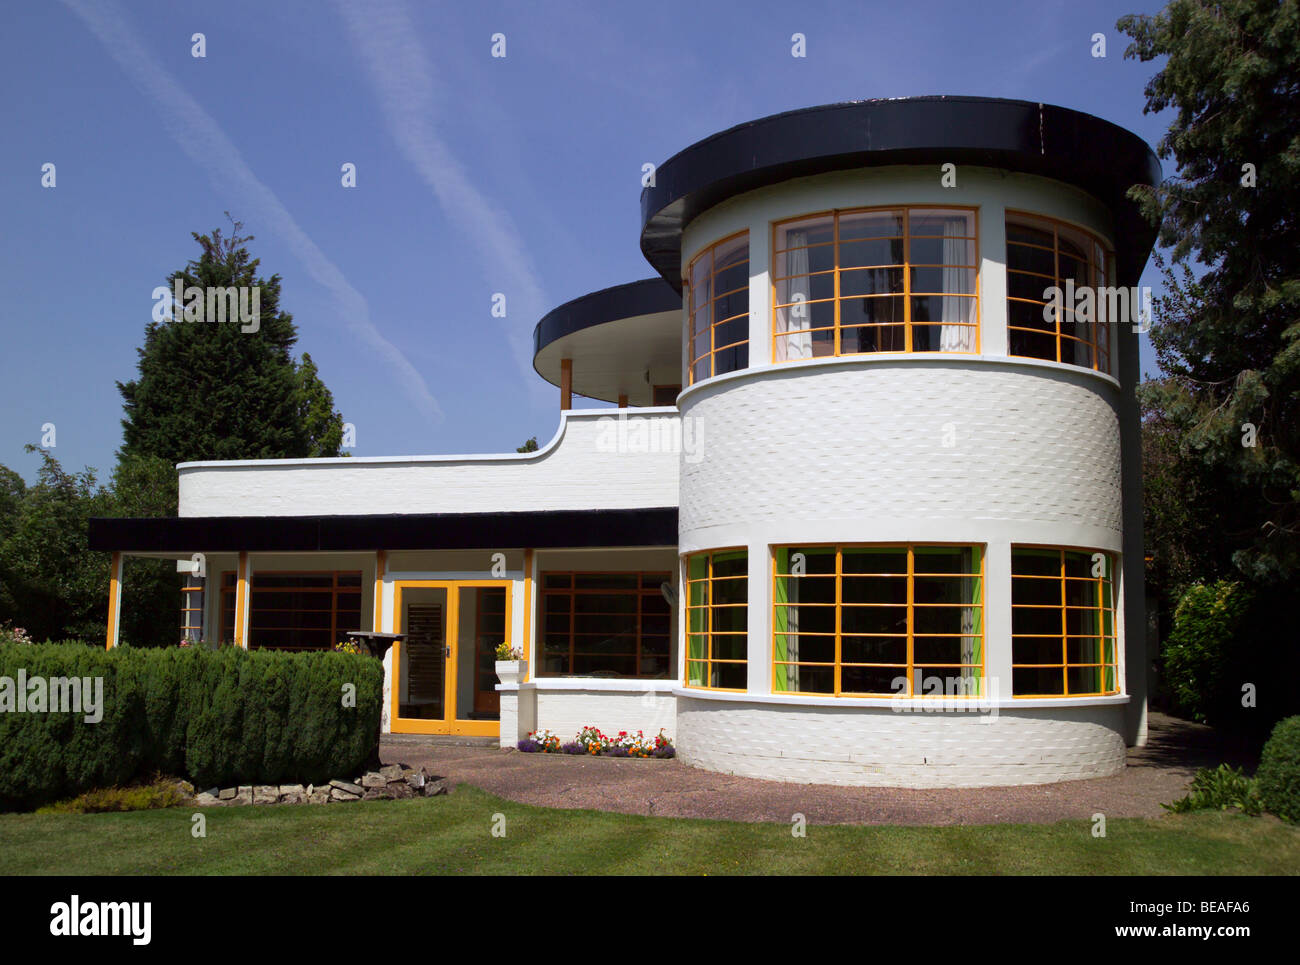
[118,216,345,466]
[0,447,111,642]
[110,454,180,647]
[1120,0,1300,582]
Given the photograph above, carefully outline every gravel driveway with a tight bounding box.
[379,712,1254,826]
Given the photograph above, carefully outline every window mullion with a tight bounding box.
[833,212,841,357]
[1060,550,1069,696]
[834,547,843,696]
[904,209,912,353]
[906,545,915,696]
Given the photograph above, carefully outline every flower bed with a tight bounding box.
[518,726,675,758]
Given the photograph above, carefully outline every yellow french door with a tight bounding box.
[391,580,511,736]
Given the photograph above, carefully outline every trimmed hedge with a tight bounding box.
[1256,716,1300,824]
[0,642,382,810]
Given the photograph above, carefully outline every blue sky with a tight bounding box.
[1,0,1169,485]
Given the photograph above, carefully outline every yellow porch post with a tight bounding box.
[105,551,123,650]
[234,551,250,648]
[373,549,387,632]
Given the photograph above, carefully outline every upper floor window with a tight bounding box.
[685,232,749,385]
[1006,213,1114,375]
[772,207,978,362]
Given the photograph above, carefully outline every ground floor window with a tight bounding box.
[684,549,748,690]
[539,572,672,677]
[1011,547,1117,696]
[219,571,362,651]
[773,545,984,697]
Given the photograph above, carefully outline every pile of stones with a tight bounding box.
[193,764,449,806]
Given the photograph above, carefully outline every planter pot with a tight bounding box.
[495,660,525,687]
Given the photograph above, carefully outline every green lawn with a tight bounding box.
[1,785,1295,875]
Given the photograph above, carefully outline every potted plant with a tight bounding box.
[494,643,525,686]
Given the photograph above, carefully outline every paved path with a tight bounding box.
[379,713,1250,826]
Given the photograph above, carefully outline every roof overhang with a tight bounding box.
[89,508,679,553]
[532,278,681,405]
[639,97,1162,289]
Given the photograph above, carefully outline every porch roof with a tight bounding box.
[88,507,679,554]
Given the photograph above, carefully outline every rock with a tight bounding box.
[328,779,363,795]
[253,785,279,805]
[362,787,396,800]
[361,772,387,788]
[218,787,237,801]
[178,780,196,796]
[309,787,331,805]
[194,792,222,807]
[406,770,426,789]
[231,787,252,806]
[330,786,361,802]
[279,784,306,804]
[423,779,449,797]
[388,782,415,799]
[379,764,404,781]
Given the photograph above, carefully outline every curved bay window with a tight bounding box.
[1011,547,1118,696]
[773,545,984,697]
[685,232,749,384]
[772,207,978,361]
[1006,212,1114,374]
[684,550,748,690]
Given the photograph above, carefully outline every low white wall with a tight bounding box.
[507,683,677,745]
[178,408,681,517]
[675,693,1127,787]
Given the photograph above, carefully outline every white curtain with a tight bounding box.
[776,232,812,361]
[938,218,974,352]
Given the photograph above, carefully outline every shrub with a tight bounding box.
[1162,764,1261,815]
[36,777,192,814]
[1162,581,1255,727]
[1256,716,1300,823]
[0,642,382,810]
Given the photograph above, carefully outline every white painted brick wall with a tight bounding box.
[676,695,1126,787]
[679,360,1122,544]
[530,690,677,743]
[179,409,680,517]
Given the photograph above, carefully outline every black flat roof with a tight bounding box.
[639,97,1161,288]
[88,508,679,553]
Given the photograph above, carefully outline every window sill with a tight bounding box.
[524,678,678,693]
[672,687,1130,710]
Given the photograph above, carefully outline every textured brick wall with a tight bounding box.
[679,360,1122,543]
[676,695,1127,787]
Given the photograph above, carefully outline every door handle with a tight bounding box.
[444,646,451,658]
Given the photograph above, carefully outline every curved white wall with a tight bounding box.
[669,164,1144,785]
[678,359,1122,554]
[178,408,682,517]
[676,694,1127,787]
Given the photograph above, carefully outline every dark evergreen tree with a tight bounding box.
[118,216,344,466]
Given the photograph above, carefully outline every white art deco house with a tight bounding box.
[92,97,1160,787]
